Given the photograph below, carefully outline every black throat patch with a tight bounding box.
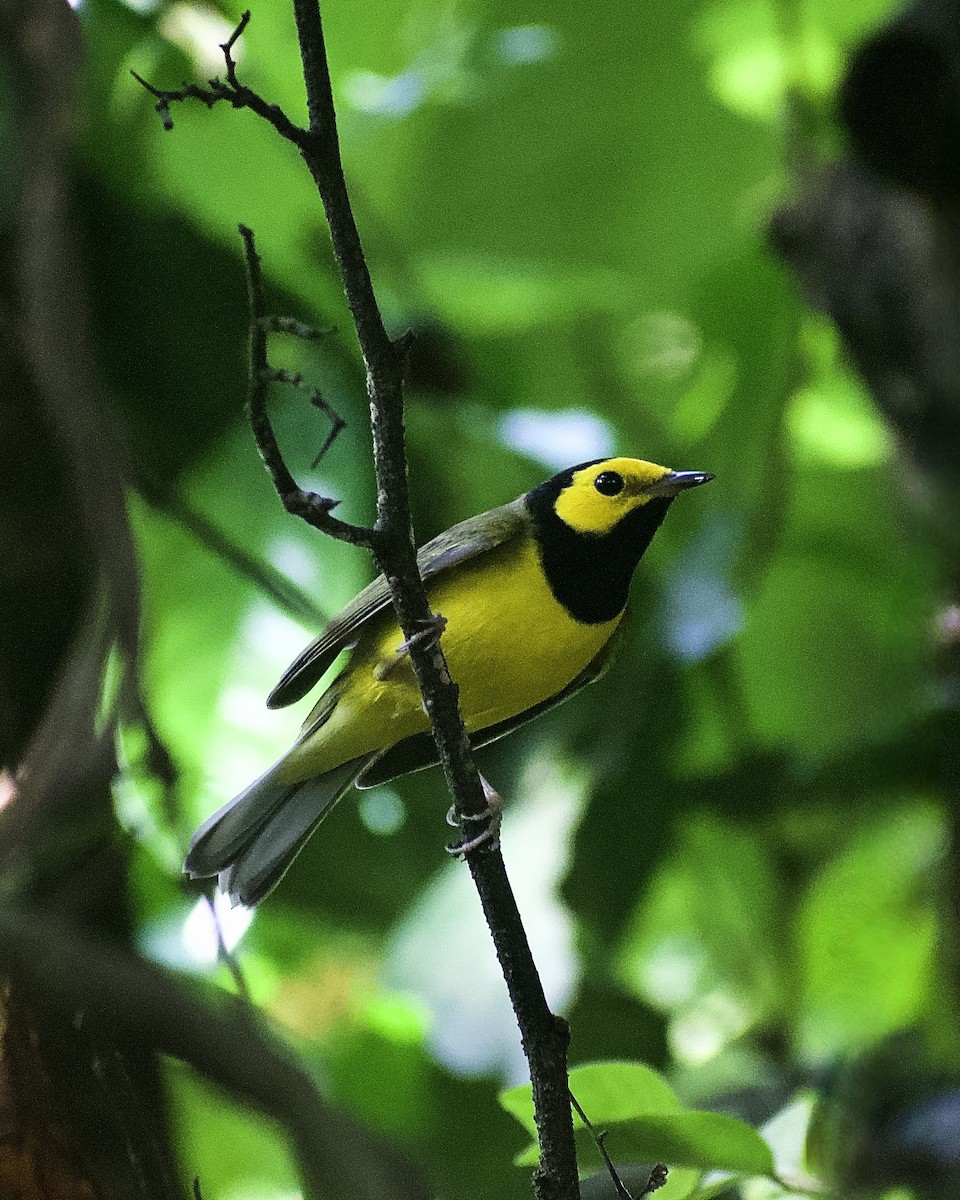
[525,475,674,624]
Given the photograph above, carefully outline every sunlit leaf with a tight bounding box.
[797,802,944,1056]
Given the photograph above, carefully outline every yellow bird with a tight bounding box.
[186,457,712,904]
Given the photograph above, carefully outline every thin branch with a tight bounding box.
[261,314,334,339]
[570,1091,634,1199]
[284,5,583,1192]
[205,894,255,1010]
[220,9,253,85]
[248,342,346,469]
[135,470,328,629]
[239,224,373,549]
[256,366,346,466]
[132,12,308,145]
[146,9,582,1197]
[309,388,347,467]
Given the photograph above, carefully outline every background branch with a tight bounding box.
[0,907,429,1200]
[135,468,329,629]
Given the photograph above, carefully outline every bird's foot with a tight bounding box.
[446,776,503,856]
[374,613,448,681]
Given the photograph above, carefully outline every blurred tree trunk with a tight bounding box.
[0,1,182,1195]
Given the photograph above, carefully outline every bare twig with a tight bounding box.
[309,389,347,467]
[570,1091,634,1199]
[205,894,255,1010]
[242,311,346,469]
[256,364,346,466]
[261,314,333,339]
[133,12,307,144]
[283,4,584,1189]
[239,224,373,548]
[144,8,581,1197]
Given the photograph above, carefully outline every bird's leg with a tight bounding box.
[373,612,447,681]
[446,775,504,856]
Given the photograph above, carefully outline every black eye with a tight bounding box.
[594,470,624,496]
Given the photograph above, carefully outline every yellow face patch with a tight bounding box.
[553,457,673,535]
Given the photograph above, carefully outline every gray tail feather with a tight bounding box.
[185,754,373,907]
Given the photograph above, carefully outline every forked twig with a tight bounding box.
[239,224,372,548]
[133,11,306,143]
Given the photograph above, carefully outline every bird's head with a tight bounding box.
[545,457,714,536]
[524,457,714,623]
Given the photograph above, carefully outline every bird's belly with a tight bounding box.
[435,552,620,729]
[287,537,621,778]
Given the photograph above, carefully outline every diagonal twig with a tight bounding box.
[135,469,329,628]
[570,1090,635,1200]
[569,1088,669,1199]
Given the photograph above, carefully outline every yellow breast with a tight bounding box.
[429,536,620,727]
[282,534,621,781]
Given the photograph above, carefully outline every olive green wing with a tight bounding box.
[354,618,628,788]
[267,499,528,709]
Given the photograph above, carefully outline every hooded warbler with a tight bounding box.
[186,456,712,904]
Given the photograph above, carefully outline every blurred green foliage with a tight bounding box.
[65,0,960,1195]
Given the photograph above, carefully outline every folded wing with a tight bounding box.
[267,499,527,708]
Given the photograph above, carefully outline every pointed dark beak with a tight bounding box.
[645,470,715,498]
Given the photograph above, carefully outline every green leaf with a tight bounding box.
[500,1060,681,1138]
[497,1082,536,1139]
[595,1110,774,1176]
[797,801,944,1056]
[504,1062,773,1179]
[514,1108,774,1177]
[568,1060,684,1122]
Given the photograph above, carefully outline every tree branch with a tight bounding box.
[239,223,373,548]
[133,11,308,144]
[139,7,581,1196]
[0,906,429,1200]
